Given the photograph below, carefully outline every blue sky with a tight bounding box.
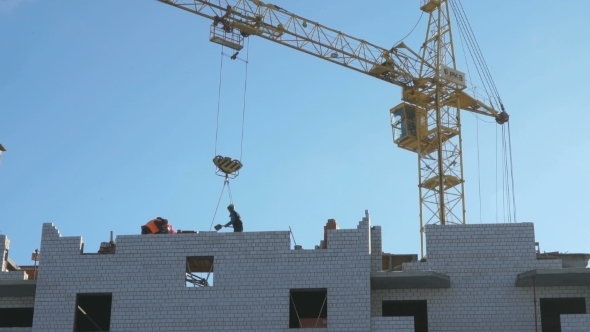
[1,0,589,265]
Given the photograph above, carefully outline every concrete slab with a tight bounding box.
[6,256,19,270]
[0,280,36,297]
[515,268,590,287]
[370,270,451,289]
[537,253,590,268]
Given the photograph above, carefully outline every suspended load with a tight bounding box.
[213,155,243,179]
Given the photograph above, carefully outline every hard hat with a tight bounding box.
[227,204,234,209]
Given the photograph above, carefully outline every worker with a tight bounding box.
[213,5,233,32]
[224,204,243,232]
[141,217,169,235]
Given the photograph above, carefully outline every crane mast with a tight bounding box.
[159,0,508,256]
[416,0,465,254]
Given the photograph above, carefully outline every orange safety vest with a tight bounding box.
[145,219,161,234]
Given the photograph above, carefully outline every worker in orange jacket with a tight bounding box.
[141,217,169,235]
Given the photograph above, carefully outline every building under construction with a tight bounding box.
[2,0,589,331]
[1,212,589,331]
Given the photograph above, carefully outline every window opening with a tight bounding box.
[74,293,112,332]
[540,297,586,332]
[289,288,327,328]
[186,256,214,287]
[0,308,34,327]
[382,300,428,332]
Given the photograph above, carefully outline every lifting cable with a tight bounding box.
[452,0,517,223]
[476,116,482,223]
[451,0,501,107]
[458,19,482,224]
[208,176,234,231]
[208,179,226,231]
[392,11,424,50]
[495,125,498,223]
[239,38,250,161]
[450,0,494,103]
[502,124,508,222]
[502,124,516,223]
[213,42,249,159]
[209,35,250,229]
[227,177,234,203]
[214,45,225,157]
[507,122,517,222]
[213,41,249,161]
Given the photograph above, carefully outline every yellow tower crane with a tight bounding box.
[159,0,510,256]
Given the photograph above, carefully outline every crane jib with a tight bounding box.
[159,0,511,258]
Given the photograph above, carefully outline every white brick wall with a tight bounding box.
[32,214,373,332]
[371,316,414,331]
[0,297,35,308]
[371,226,382,272]
[372,223,590,332]
[561,314,590,331]
[0,235,28,281]
[3,217,585,331]
[0,297,34,332]
[0,270,28,281]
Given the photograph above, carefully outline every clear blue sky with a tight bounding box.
[1,0,589,265]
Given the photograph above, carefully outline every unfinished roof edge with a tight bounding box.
[0,279,36,297]
[515,268,590,287]
[6,255,19,271]
[4,216,590,330]
[6,218,590,291]
[37,210,374,256]
[370,270,451,289]
[537,253,590,268]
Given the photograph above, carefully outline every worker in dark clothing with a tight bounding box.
[141,217,169,234]
[224,204,243,232]
[213,5,233,32]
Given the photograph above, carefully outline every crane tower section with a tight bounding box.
[392,0,468,253]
